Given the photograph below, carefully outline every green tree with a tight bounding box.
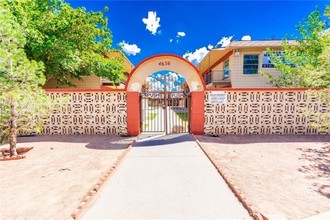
[6,0,125,87]
[264,6,330,131]
[264,6,329,87]
[303,27,330,131]
[0,7,58,156]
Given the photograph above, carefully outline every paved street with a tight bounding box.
[82,134,251,219]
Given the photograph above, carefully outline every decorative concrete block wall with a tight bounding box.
[204,90,330,135]
[41,92,127,135]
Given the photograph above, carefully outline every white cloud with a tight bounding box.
[169,31,186,43]
[168,71,179,81]
[119,41,141,56]
[183,47,209,65]
[146,76,163,91]
[241,35,252,41]
[142,11,161,35]
[182,35,234,65]
[177,32,186,37]
[207,44,214,50]
[146,72,186,91]
[216,35,234,48]
[167,72,185,91]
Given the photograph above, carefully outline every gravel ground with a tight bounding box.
[196,134,330,220]
[0,135,135,220]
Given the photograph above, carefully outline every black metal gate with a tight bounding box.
[140,73,190,134]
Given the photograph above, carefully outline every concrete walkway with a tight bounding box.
[142,107,189,134]
[82,134,251,219]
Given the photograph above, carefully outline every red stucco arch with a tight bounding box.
[125,53,205,92]
[126,53,205,136]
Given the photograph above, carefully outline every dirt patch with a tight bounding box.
[196,135,330,220]
[0,135,135,220]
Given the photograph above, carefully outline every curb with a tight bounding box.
[192,134,268,220]
[70,138,136,220]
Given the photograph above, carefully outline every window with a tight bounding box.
[223,59,229,78]
[243,54,259,74]
[262,51,295,68]
[204,71,212,84]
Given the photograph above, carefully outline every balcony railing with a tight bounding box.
[203,70,230,85]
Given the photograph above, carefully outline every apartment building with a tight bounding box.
[198,40,296,88]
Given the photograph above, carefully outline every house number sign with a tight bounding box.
[158,61,171,66]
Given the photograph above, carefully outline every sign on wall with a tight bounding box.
[208,91,227,104]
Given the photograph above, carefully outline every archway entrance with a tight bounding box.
[140,71,190,134]
[126,54,205,136]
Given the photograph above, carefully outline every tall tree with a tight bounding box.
[6,0,125,87]
[0,6,59,156]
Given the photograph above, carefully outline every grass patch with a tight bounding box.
[176,112,189,121]
[143,123,149,129]
[147,113,157,120]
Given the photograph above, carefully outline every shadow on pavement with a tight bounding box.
[134,133,193,147]
[15,135,136,150]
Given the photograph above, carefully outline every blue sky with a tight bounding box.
[67,1,329,66]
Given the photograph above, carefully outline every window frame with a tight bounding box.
[243,54,259,75]
[223,59,230,79]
